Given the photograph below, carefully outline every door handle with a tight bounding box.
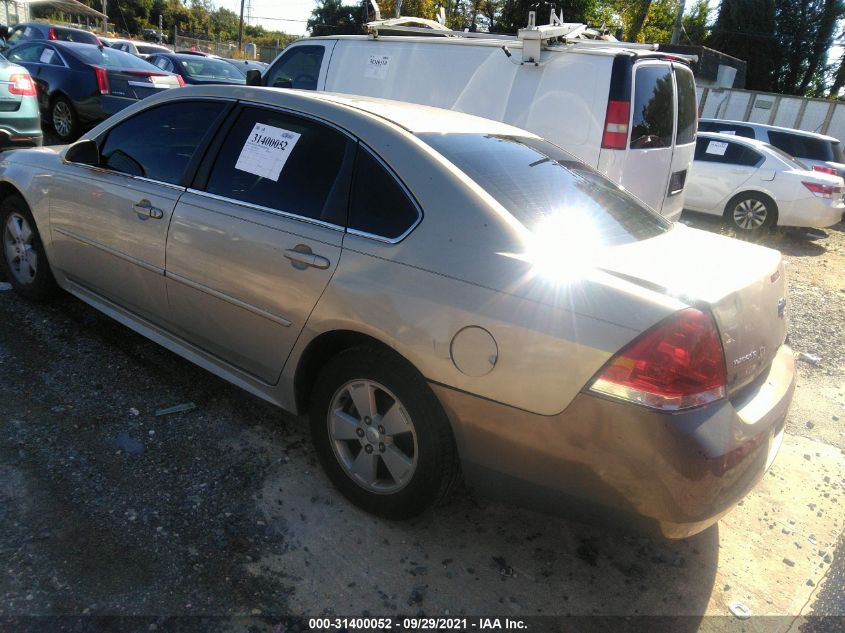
[133,200,164,219]
[284,247,330,270]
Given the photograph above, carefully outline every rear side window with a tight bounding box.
[100,101,226,183]
[675,67,696,145]
[264,45,324,90]
[421,133,669,245]
[205,107,353,226]
[698,121,755,138]
[630,65,675,149]
[54,28,99,45]
[767,131,835,162]
[348,148,420,241]
[6,44,44,63]
[694,138,762,167]
[71,46,158,70]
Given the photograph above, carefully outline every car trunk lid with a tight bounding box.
[597,225,788,394]
[106,70,180,99]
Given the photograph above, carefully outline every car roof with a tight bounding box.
[697,131,774,151]
[700,118,839,143]
[135,84,535,137]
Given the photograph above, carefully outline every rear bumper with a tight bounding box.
[780,197,845,228]
[0,125,43,149]
[433,344,795,539]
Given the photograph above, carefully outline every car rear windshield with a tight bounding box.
[70,46,162,70]
[767,130,836,162]
[54,27,99,45]
[136,44,167,54]
[180,58,243,81]
[419,133,670,246]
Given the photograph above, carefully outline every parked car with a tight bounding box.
[5,40,183,141]
[146,52,245,85]
[699,118,845,180]
[222,57,267,76]
[248,18,698,219]
[0,85,793,538]
[143,28,167,44]
[0,55,42,147]
[1,22,101,50]
[685,132,844,231]
[109,39,171,59]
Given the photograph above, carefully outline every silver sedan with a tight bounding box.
[0,86,795,538]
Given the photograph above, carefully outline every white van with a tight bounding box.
[249,18,698,219]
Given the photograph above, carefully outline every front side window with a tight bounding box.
[264,46,324,90]
[348,148,420,240]
[675,67,696,145]
[6,27,26,45]
[694,137,762,167]
[421,133,669,246]
[100,100,226,183]
[767,131,835,162]
[205,106,352,225]
[630,65,675,149]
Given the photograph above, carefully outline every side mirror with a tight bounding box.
[0,26,9,39]
[64,138,99,165]
[245,69,262,86]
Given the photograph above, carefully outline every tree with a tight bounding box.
[308,0,367,35]
[494,0,596,34]
[708,0,779,92]
[774,0,843,95]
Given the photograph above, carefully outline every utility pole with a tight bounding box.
[158,13,163,41]
[238,0,245,52]
[101,0,107,34]
[394,0,402,18]
[670,0,685,44]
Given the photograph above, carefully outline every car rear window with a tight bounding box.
[697,121,756,138]
[54,27,99,45]
[180,58,243,81]
[675,67,696,145]
[630,65,675,149]
[70,45,161,70]
[419,133,670,246]
[767,130,836,162]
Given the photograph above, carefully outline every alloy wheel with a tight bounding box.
[732,198,768,230]
[3,212,38,285]
[52,101,73,138]
[327,379,418,494]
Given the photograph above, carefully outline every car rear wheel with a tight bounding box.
[51,96,79,142]
[0,195,56,300]
[725,193,777,232]
[309,346,459,519]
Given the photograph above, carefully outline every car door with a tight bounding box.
[262,43,335,90]
[165,104,355,383]
[48,99,230,324]
[685,137,762,213]
[620,62,676,212]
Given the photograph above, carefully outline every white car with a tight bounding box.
[684,132,845,231]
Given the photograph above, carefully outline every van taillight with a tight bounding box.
[589,308,727,411]
[601,99,630,150]
[94,66,110,95]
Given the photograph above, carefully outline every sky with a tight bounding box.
[216,0,315,35]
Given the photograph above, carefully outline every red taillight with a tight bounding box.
[812,165,837,176]
[175,74,185,87]
[590,308,727,411]
[94,66,109,95]
[8,73,37,96]
[803,181,838,198]
[601,99,630,150]
[48,27,56,40]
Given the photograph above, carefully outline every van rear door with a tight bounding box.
[661,63,697,220]
[616,61,675,215]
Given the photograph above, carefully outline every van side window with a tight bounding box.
[675,67,696,145]
[348,148,420,241]
[205,106,353,226]
[630,66,674,149]
[264,46,324,90]
[694,138,762,167]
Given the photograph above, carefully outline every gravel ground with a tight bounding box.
[0,206,843,631]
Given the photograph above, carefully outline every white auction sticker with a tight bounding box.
[720,130,736,135]
[40,48,55,64]
[705,140,728,156]
[365,54,391,79]
[235,123,301,182]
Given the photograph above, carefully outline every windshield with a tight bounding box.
[180,58,243,81]
[419,133,670,247]
[71,45,162,70]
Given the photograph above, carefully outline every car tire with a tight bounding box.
[724,192,778,232]
[309,345,459,519]
[50,96,79,142]
[0,195,57,300]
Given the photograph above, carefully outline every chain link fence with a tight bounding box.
[173,35,284,63]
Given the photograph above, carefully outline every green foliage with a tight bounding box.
[308,0,368,35]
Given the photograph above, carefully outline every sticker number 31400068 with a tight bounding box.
[235,122,302,181]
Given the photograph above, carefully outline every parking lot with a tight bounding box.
[0,160,843,633]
